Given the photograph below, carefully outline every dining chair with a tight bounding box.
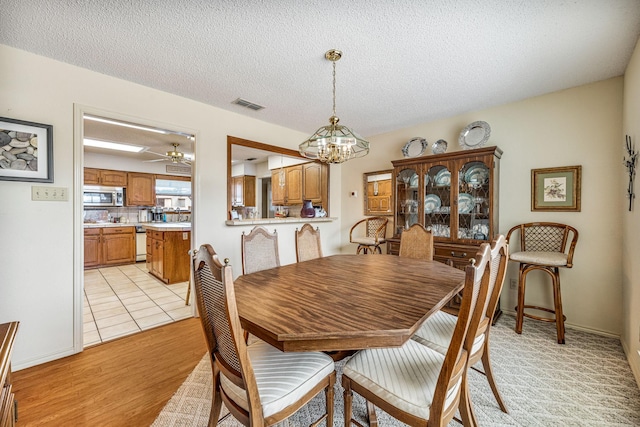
[191,244,336,427]
[241,226,280,274]
[342,243,492,427]
[412,234,509,416]
[399,223,434,260]
[506,222,578,344]
[349,216,388,254]
[295,223,323,262]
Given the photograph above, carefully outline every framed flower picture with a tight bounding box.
[0,117,53,182]
[531,165,581,212]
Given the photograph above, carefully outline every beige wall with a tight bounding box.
[340,78,624,339]
[1,42,633,375]
[623,38,640,384]
[0,44,343,369]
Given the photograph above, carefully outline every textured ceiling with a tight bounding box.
[1,0,640,140]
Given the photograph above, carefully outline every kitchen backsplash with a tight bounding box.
[84,207,191,223]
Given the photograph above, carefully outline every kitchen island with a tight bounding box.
[143,223,191,284]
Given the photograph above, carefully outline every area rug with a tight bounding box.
[153,315,640,426]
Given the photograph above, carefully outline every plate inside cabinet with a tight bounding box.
[402,137,428,158]
[464,164,489,184]
[432,139,448,154]
[458,193,475,214]
[434,169,451,186]
[459,121,491,150]
[424,194,442,214]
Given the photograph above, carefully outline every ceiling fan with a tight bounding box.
[145,143,192,165]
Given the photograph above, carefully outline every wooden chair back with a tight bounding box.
[506,222,578,267]
[398,224,433,260]
[431,243,491,423]
[295,223,323,262]
[192,244,262,425]
[349,217,388,243]
[241,226,280,274]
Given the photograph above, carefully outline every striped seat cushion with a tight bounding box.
[510,251,568,266]
[343,339,461,420]
[351,237,385,245]
[220,339,334,418]
[412,311,485,357]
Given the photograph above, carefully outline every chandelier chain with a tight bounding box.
[332,59,337,118]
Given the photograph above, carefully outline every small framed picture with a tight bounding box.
[531,165,581,212]
[0,117,53,182]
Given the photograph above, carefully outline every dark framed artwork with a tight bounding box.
[531,165,581,212]
[0,117,53,182]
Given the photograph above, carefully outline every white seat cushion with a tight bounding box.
[412,311,485,357]
[343,339,461,420]
[352,237,385,245]
[220,339,334,418]
[510,251,568,266]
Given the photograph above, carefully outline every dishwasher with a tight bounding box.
[135,225,146,262]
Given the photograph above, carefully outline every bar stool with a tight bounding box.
[506,222,578,344]
[349,217,388,254]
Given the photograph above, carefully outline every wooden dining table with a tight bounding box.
[234,254,466,353]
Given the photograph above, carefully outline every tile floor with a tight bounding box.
[83,262,192,347]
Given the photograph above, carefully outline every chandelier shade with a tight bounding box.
[299,49,370,164]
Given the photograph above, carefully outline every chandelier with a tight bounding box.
[299,49,370,164]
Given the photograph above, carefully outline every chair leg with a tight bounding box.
[515,264,526,334]
[326,374,335,427]
[459,374,478,427]
[343,377,353,426]
[480,341,508,413]
[552,268,566,344]
[209,366,223,427]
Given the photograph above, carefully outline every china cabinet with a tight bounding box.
[390,146,502,267]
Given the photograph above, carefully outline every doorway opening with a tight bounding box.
[79,108,196,348]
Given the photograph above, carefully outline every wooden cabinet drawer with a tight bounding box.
[150,230,164,240]
[84,228,100,236]
[102,227,134,235]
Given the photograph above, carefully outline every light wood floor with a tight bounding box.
[12,317,206,426]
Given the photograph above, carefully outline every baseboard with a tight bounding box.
[621,339,640,389]
[500,309,620,339]
[13,346,78,371]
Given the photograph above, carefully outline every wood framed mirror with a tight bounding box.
[363,170,393,216]
[227,136,329,220]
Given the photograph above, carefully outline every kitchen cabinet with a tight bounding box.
[271,162,327,206]
[126,172,155,206]
[84,226,136,269]
[366,178,392,214]
[0,322,18,427]
[285,165,303,204]
[84,168,127,186]
[146,229,191,284]
[271,170,285,205]
[390,146,502,268]
[231,175,256,207]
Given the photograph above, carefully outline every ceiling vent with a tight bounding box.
[232,98,265,111]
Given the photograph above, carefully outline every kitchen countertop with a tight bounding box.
[83,222,136,228]
[142,222,192,231]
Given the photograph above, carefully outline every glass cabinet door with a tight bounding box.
[395,168,419,234]
[457,160,490,241]
[424,164,451,238]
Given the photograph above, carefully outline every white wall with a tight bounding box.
[0,44,342,369]
[622,37,640,385]
[340,77,624,338]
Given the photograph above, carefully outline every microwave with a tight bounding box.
[83,186,124,207]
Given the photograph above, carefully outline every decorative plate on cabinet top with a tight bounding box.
[402,137,428,158]
[434,169,451,186]
[432,139,448,154]
[459,121,491,150]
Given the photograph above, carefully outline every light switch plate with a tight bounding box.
[32,186,68,201]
